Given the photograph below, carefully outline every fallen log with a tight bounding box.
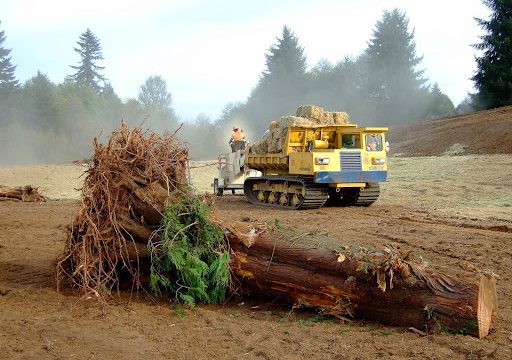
[109,214,498,338]
[0,185,46,202]
[226,228,497,338]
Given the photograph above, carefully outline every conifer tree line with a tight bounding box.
[0,2,510,163]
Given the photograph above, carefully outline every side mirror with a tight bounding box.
[385,141,390,152]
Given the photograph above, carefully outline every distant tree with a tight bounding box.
[472,0,512,109]
[455,96,476,115]
[261,26,307,86]
[22,71,60,129]
[237,26,309,136]
[138,75,173,110]
[101,82,116,98]
[304,56,367,118]
[69,29,106,92]
[181,114,224,159]
[137,75,177,130]
[303,59,336,107]
[426,83,455,118]
[0,21,19,92]
[363,9,428,123]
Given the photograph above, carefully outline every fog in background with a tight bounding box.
[0,9,471,165]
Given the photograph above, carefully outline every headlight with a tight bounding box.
[315,157,330,165]
[372,158,386,165]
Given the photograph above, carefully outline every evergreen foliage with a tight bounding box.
[427,83,455,118]
[0,22,19,92]
[261,26,307,86]
[455,96,476,114]
[21,71,60,130]
[226,26,309,137]
[69,29,106,92]
[137,75,177,132]
[149,196,230,305]
[219,15,453,141]
[304,57,366,118]
[472,0,512,109]
[0,9,460,163]
[362,9,428,123]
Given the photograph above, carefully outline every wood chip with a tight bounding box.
[408,327,428,336]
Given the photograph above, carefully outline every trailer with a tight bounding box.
[212,150,260,196]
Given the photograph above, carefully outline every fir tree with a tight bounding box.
[0,22,19,92]
[427,83,455,118]
[261,26,307,86]
[69,29,106,92]
[239,26,308,136]
[472,0,512,109]
[363,9,428,123]
[22,71,59,129]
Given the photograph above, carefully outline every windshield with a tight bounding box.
[365,134,383,151]
[341,134,360,149]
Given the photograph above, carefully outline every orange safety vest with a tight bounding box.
[232,130,244,141]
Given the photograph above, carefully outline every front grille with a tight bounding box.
[340,152,362,171]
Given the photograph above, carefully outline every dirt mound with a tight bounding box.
[388,105,512,156]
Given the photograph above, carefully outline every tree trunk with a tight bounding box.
[0,185,46,202]
[226,228,497,339]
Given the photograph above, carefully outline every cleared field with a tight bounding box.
[0,154,511,359]
[1,155,511,223]
[382,155,512,221]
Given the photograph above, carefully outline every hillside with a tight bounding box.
[387,105,512,156]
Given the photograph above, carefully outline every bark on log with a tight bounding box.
[226,228,497,339]
[123,175,179,226]
[118,215,155,243]
[109,241,149,260]
[95,181,497,338]
[0,185,46,202]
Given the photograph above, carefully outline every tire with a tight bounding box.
[214,179,224,196]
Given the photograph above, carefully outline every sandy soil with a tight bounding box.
[1,156,511,359]
[388,105,512,156]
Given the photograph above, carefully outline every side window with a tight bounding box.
[342,134,360,149]
[365,134,383,151]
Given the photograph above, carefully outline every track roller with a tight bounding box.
[244,176,329,210]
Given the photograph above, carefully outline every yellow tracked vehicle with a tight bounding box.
[243,123,388,209]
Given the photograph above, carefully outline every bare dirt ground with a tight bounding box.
[1,155,511,360]
[388,105,512,156]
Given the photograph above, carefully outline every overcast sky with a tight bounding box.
[1,0,489,120]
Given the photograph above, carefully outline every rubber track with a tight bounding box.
[352,182,380,206]
[244,176,329,210]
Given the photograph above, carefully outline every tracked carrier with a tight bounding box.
[244,124,388,209]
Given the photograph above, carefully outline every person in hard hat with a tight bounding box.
[229,126,246,152]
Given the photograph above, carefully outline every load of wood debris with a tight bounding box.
[56,122,497,338]
[248,105,350,154]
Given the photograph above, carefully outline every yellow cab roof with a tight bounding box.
[357,127,389,132]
